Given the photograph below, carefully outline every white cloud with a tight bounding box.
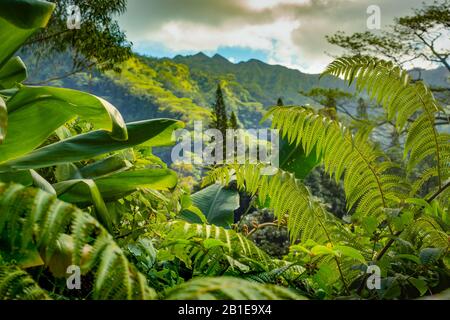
[120,0,435,73]
[245,0,309,10]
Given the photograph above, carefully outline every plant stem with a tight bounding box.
[426,181,450,203]
[246,222,284,237]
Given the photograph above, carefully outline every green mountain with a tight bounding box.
[173,52,347,106]
[22,52,351,128]
[22,51,448,129]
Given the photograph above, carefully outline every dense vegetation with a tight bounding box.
[0,0,448,300]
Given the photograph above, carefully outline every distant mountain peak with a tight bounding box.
[212,53,231,63]
[192,52,208,58]
[246,58,264,64]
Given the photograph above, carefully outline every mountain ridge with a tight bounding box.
[22,50,449,129]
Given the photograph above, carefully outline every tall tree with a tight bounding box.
[327,1,449,126]
[327,1,450,73]
[356,97,368,120]
[229,111,239,130]
[277,97,284,106]
[302,88,353,120]
[211,84,228,136]
[23,0,132,84]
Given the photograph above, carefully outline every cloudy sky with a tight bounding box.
[118,0,433,73]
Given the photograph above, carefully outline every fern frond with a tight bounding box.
[0,265,50,300]
[0,183,156,300]
[323,56,450,192]
[204,164,340,243]
[161,221,272,274]
[242,262,304,285]
[263,106,403,221]
[402,215,449,251]
[164,276,306,300]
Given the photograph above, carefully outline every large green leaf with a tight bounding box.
[54,168,178,204]
[0,119,183,172]
[0,57,27,89]
[279,138,320,179]
[0,169,55,194]
[0,170,32,185]
[79,155,132,179]
[55,155,132,182]
[181,183,239,227]
[0,86,128,163]
[0,0,55,68]
[30,169,55,195]
[0,96,6,143]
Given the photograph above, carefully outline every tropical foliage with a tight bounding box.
[0,0,448,301]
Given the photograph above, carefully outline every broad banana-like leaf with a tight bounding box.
[279,138,320,179]
[0,119,183,172]
[0,96,6,143]
[0,0,55,69]
[180,194,207,223]
[79,155,132,179]
[0,169,55,194]
[55,163,81,182]
[54,178,112,232]
[0,86,128,163]
[54,168,178,204]
[30,169,55,195]
[0,169,32,185]
[181,183,239,227]
[54,155,131,182]
[0,57,27,89]
[0,166,80,197]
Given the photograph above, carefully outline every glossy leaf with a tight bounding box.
[181,183,239,227]
[0,0,55,68]
[79,155,132,179]
[0,57,26,89]
[30,169,55,195]
[54,168,178,204]
[0,119,183,172]
[0,169,32,185]
[0,96,6,144]
[0,86,128,163]
[279,138,320,179]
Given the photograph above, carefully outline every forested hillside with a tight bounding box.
[21,51,355,126]
[0,0,449,303]
[22,50,448,130]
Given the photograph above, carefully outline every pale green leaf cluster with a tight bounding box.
[0,183,156,300]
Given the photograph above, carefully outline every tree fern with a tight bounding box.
[203,164,368,291]
[0,183,155,300]
[402,215,449,251]
[262,106,405,222]
[204,164,341,243]
[159,221,273,274]
[322,56,450,197]
[241,262,305,285]
[0,265,50,300]
[164,276,306,300]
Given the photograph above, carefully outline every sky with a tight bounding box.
[118,0,434,74]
